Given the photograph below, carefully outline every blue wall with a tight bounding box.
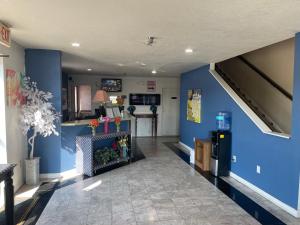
[25,49,62,173]
[25,49,131,174]
[180,33,300,209]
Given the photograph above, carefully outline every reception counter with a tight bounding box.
[59,115,133,173]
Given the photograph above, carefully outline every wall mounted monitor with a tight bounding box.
[129,94,161,105]
[101,78,122,92]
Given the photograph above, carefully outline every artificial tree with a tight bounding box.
[20,76,60,184]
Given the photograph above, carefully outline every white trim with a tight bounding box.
[178,141,194,164]
[230,171,300,217]
[298,174,300,210]
[208,65,290,139]
[264,131,291,139]
[40,168,79,180]
[178,141,193,154]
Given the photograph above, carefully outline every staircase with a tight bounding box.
[215,64,283,133]
[211,56,292,136]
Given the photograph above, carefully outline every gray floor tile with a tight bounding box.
[35,137,264,225]
[155,207,181,220]
[112,211,136,225]
[134,207,158,222]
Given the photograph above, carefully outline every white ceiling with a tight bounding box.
[1,0,300,77]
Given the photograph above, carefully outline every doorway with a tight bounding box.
[161,88,180,136]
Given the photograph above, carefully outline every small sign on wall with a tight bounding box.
[0,22,10,47]
[147,80,156,92]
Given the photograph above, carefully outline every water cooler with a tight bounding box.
[210,112,232,177]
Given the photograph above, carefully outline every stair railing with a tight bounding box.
[237,56,292,101]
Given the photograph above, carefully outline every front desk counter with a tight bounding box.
[60,115,133,172]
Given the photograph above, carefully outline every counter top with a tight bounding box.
[62,116,132,127]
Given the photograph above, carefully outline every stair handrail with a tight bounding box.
[237,56,293,101]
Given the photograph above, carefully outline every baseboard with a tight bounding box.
[178,141,194,164]
[229,171,300,217]
[40,168,79,180]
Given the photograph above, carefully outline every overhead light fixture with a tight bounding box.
[87,68,92,71]
[72,42,80,47]
[185,48,193,53]
[152,70,157,74]
[136,61,146,66]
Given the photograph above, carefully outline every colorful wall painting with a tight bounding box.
[187,89,201,123]
[6,69,25,107]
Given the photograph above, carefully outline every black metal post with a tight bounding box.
[4,172,14,225]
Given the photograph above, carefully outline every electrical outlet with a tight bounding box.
[232,155,237,163]
[256,165,261,174]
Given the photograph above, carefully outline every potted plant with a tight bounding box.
[114,116,121,132]
[89,119,99,136]
[20,76,60,185]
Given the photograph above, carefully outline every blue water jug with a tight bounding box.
[216,112,231,130]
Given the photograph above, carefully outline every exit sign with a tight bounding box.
[0,22,10,47]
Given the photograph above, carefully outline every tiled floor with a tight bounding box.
[36,137,261,225]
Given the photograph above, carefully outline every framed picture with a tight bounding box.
[101,79,122,92]
[187,89,201,123]
[112,107,121,117]
[106,107,114,118]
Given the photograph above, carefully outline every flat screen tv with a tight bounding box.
[129,94,161,105]
[101,79,122,92]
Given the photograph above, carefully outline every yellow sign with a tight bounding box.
[220,134,225,139]
[0,22,10,47]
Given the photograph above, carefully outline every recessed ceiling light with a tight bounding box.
[185,48,193,53]
[136,61,147,66]
[72,42,80,47]
[152,70,157,74]
[87,68,92,71]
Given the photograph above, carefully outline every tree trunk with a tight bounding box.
[28,129,37,159]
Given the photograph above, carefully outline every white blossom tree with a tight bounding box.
[20,76,60,159]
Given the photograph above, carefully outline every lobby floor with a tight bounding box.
[35,137,262,225]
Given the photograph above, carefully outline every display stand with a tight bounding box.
[76,130,131,176]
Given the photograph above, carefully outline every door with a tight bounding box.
[161,88,180,136]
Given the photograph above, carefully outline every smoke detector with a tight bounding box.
[145,36,157,46]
